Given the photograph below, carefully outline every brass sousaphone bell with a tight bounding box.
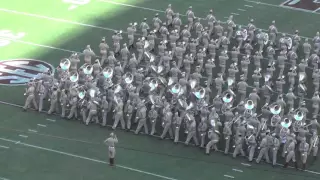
[245,100,254,110]
[294,110,304,121]
[270,103,282,115]
[78,87,86,100]
[60,58,71,71]
[170,83,181,94]
[222,90,234,103]
[102,66,113,79]
[281,118,292,129]
[193,87,205,99]
[69,71,79,83]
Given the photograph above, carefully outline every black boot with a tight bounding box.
[283,162,289,168]
[109,158,114,166]
[294,161,298,170]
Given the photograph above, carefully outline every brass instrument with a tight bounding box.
[149,79,159,92]
[60,58,71,71]
[69,71,79,83]
[270,103,282,115]
[222,89,235,104]
[193,87,205,99]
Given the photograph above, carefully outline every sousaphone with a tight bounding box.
[69,71,79,83]
[170,83,181,94]
[60,58,71,71]
[193,87,205,99]
[222,90,234,103]
[102,66,113,79]
[270,103,282,115]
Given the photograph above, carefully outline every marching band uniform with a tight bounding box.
[198,119,208,148]
[256,136,271,163]
[233,134,245,158]
[271,134,280,166]
[101,96,109,126]
[23,82,38,111]
[284,139,298,169]
[148,106,158,135]
[135,104,148,134]
[223,121,232,154]
[160,110,173,139]
[104,133,118,166]
[299,138,309,170]
[309,132,319,160]
[112,100,125,130]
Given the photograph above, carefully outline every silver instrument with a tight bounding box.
[270,103,282,115]
[193,87,205,99]
[60,58,71,71]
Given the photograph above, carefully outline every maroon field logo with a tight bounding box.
[281,0,320,12]
[0,59,54,86]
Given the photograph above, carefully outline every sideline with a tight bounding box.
[0,137,179,180]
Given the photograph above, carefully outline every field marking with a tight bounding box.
[98,0,165,13]
[238,9,246,11]
[37,124,47,127]
[0,8,118,32]
[224,175,235,179]
[232,168,243,172]
[28,129,38,133]
[0,37,75,53]
[0,177,9,180]
[241,163,251,167]
[18,135,28,138]
[0,145,9,149]
[280,0,292,6]
[244,5,254,8]
[0,137,179,180]
[231,13,240,16]
[314,8,320,12]
[245,0,320,15]
[46,118,56,122]
[97,0,311,39]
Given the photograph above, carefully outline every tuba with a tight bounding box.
[124,72,134,89]
[149,79,158,92]
[281,118,292,129]
[69,71,79,83]
[60,58,71,71]
[78,87,86,100]
[193,87,205,99]
[170,83,181,94]
[292,109,305,132]
[102,66,113,79]
[244,100,255,115]
[222,90,235,103]
[270,103,282,115]
[82,64,93,75]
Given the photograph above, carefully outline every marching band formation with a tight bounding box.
[22,5,320,170]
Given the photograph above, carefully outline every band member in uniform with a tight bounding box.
[104,133,118,166]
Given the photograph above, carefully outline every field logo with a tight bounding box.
[282,0,320,12]
[0,59,54,86]
[63,0,90,10]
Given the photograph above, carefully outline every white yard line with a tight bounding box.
[245,0,320,15]
[244,5,254,8]
[98,0,165,13]
[0,177,10,180]
[37,124,47,127]
[224,175,235,179]
[0,8,118,32]
[0,37,75,53]
[0,145,9,149]
[19,135,28,138]
[46,119,56,122]
[241,163,251,167]
[314,8,320,12]
[232,168,243,172]
[280,0,291,6]
[0,137,178,180]
[231,13,240,16]
[238,9,246,11]
[28,129,38,133]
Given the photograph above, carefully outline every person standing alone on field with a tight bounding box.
[104,133,118,166]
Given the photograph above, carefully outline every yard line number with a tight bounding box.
[0,30,26,47]
[62,0,91,10]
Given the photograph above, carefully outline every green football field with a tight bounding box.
[0,0,320,179]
